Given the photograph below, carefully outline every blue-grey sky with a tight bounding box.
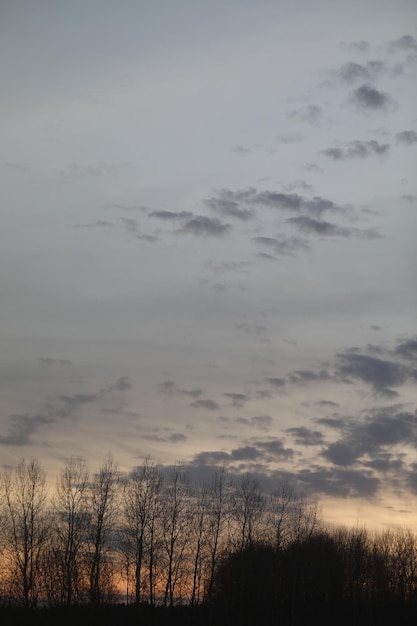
[1,0,417,528]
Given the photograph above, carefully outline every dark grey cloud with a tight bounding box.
[148,210,193,220]
[287,216,380,240]
[256,390,273,400]
[158,380,176,394]
[205,191,255,221]
[320,409,417,473]
[395,338,417,360]
[336,352,410,396]
[119,217,158,242]
[288,104,322,124]
[108,376,131,392]
[364,453,405,473]
[289,369,331,384]
[143,431,186,444]
[297,467,380,497]
[59,393,99,409]
[207,187,345,218]
[190,399,220,411]
[190,437,293,470]
[251,416,273,431]
[339,62,371,83]
[39,357,72,366]
[230,445,260,461]
[315,416,347,429]
[224,393,250,407]
[286,216,352,237]
[252,438,295,460]
[177,215,231,237]
[158,381,203,398]
[266,377,286,388]
[179,388,204,398]
[350,84,392,110]
[0,413,55,446]
[253,235,309,257]
[192,450,232,466]
[286,426,325,446]
[321,140,390,160]
[315,400,339,407]
[396,130,417,145]
[322,441,359,466]
[389,35,417,52]
[230,415,273,432]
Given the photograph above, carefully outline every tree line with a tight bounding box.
[0,456,416,625]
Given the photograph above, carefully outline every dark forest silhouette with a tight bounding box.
[0,457,416,625]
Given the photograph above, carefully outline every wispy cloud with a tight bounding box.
[321,140,390,160]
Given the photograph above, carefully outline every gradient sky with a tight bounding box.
[1,0,417,530]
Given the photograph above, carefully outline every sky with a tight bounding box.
[1,0,417,530]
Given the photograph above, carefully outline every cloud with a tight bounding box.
[322,441,359,466]
[401,194,417,203]
[253,235,309,257]
[286,426,325,446]
[341,41,370,54]
[224,393,250,407]
[38,357,72,366]
[394,337,417,360]
[108,376,131,392]
[235,322,267,335]
[350,84,392,110]
[190,399,220,411]
[143,431,187,444]
[276,133,303,144]
[286,216,352,237]
[205,190,255,221]
[148,210,193,220]
[158,380,176,394]
[288,104,322,124]
[59,393,99,409]
[177,215,231,237]
[287,216,380,240]
[289,369,331,384]
[158,381,203,398]
[339,62,371,83]
[179,388,204,398]
[297,467,380,497]
[315,400,339,407]
[207,187,345,218]
[254,438,295,459]
[396,130,417,145]
[321,140,390,160]
[320,408,417,470]
[251,416,273,432]
[0,413,55,446]
[266,377,286,388]
[303,163,323,173]
[336,352,410,396]
[389,35,417,52]
[119,217,158,242]
[61,161,133,179]
[284,180,314,192]
[74,221,114,229]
